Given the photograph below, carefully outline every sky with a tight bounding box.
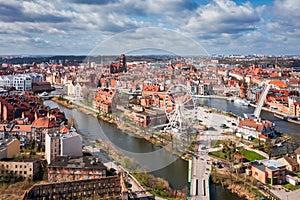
[0,0,299,56]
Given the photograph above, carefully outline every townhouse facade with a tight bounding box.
[237,118,275,139]
[93,88,116,114]
[0,74,43,91]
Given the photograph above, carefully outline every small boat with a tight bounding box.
[38,92,53,99]
[234,98,249,106]
[39,92,49,97]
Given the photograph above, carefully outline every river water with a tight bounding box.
[44,100,188,190]
[44,100,248,199]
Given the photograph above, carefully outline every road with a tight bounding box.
[189,106,240,200]
[190,134,211,200]
[269,185,300,200]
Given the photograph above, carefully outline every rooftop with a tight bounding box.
[48,156,106,170]
[252,161,266,172]
[262,159,286,169]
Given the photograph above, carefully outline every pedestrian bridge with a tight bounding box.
[189,154,210,200]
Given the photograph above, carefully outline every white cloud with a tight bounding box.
[183,0,260,35]
[0,0,299,55]
[88,27,209,56]
[267,0,300,37]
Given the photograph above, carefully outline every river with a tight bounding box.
[46,96,300,198]
[44,100,245,199]
[44,100,188,190]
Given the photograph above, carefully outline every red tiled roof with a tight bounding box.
[32,117,58,128]
[234,154,246,159]
[60,126,69,133]
[259,135,268,139]
[238,118,273,132]
[269,80,287,88]
[12,125,32,132]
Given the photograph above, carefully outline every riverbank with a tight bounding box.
[59,99,193,161]
[210,168,268,200]
[249,103,300,125]
[274,113,300,125]
[194,95,228,100]
[51,97,74,109]
[50,99,189,197]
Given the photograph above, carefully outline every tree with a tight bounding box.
[222,140,236,163]
[222,140,236,182]
[263,142,273,159]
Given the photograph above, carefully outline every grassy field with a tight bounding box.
[242,149,266,161]
[209,148,266,161]
[208,150,226,159]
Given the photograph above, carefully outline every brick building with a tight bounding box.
[251,160,286,185]
[109,54,127,74]
[48,156,107,182]
[93,88,116,114]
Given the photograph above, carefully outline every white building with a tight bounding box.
[0,75,14,88]
[67,82,83,98]
[0,74,43,91]
[60,127,82,157]
[67,83,75,96]
[45,127,82,164]
[28,73,43,83]
[13,76,32,91]
[0,76,5,87]
[74,83,82,98]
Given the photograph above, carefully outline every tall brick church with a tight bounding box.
[110,54,127,74]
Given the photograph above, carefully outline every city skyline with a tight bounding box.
[0,0,299,56]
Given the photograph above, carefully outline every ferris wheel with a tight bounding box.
[164,84,196,138]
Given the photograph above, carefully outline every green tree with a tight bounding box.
[263,142,273,159]
[222,140,236,162]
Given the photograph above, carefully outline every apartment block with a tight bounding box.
[0,158,40,181]
[45,127,82,164]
